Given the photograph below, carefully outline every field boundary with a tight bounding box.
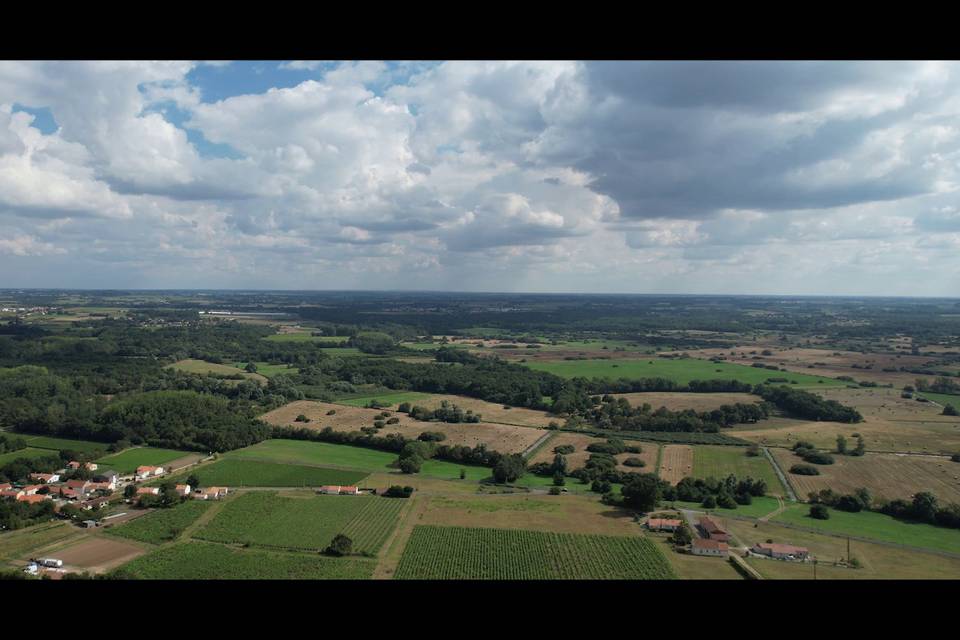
[521,431,554,460]
[763,446,797,502]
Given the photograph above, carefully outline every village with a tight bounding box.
[1,459,231,577]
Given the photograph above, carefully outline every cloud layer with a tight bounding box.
[1,60,959,295]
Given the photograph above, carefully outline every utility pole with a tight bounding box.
[813,559,818,580]
[847,536,851,563]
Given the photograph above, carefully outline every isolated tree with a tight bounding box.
[186,474,200,489]
[810,504,830,520]
[399,455,422,474]
[621,474,662,512]
[671,522,693,546]
[123,484,137,499]
[244,362,258,373]
[851,435,866,457]
[324,534,353,557]
[493,455,526,484]
[944,404,959,417]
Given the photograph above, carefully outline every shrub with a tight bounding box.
[386,417,400,425]
[294,414,310,423]
[384,485,414,498]
[952,453,960,463]
[622,457,646,468]
[810,504,830,520]
[790,464,820,476]
[324,534,353,557]
[944,405,959,417]
[746,444,761,457]
[417,431,446,442]
[397,402,411,413]
[326,409,336,416]
[803,451,835,465]
[399,455,422,474]
[548,486,562,495]
[553,444,575,455]
[701,495,717,509]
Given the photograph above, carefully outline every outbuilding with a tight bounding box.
[691,538,729,557]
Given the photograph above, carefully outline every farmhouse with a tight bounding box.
[135,466,165,480]
[691,538,730,557]
[29,472,60,484]
[318,485,341,495]
[93,471,119,487]
[192,486,228,500]
[647,518,682,532]
[340,486,360,495]
[0,483,11,491]
[174,484,192,497]
[17,494,50,504]
[698,516,730,542]
[1,489,26,500]
[136,487,161,496]
[67,461,98,471]
[80,497,110,510]
[65,479,94,496]
[21,485,43,496]
[752,542,810,561]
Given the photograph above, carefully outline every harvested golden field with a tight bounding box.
[726,519,960,580]
[415,394,558,428]
[528,432,659,473]
[610,392,761,412]
[259,400,543,454]
[659,445,694,485]
[730,387,960,454]
[418,493,637,536]
[773,448,960,504]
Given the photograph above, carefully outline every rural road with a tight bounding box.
[762,446,797,502]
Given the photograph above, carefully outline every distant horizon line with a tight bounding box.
[1,287,958,300]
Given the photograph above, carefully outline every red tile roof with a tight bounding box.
[693,538,729,551]
[699,516,726,534]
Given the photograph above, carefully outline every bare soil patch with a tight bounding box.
[659,445,694,485]
[772,448,960,504]
[260,400,543,454]
[48,536,146,574]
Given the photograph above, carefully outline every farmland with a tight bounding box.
[524,357,844,387]
[772,503,960,555]
[658,445,694,485]
[610,391,762,412]
[691,445,786,495]
[194,458,368,488]
[772,448,960,504]
[52,536,146,573]
[166,359,268,384]
[19,435,108,454]
[394,526,677,579]
[95,447,191,474]
[668,495,782,519]
[528,432,659,474]
[0,447,57,465]
[231,362,300,378]
[333,391,433,408]
[259,400,544,454]
[114,541,376,579]
[106,501,213,545]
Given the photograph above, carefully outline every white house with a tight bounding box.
[752,542,810,561]
[691,538,729,557]
[135,466,165,480]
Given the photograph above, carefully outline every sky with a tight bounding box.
[1,60,959,296]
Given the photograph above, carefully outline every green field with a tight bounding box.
[95,447,188,474]
[395,526,677,579]
[194,458,368,488]
[232,362,300,378]
[227,439,494,482]
[166,359,265,383]
[918,391,960,408]
[773,504,960,554]
[525,357,844,387]
[0,447,57,466]
[106,501,212,545]
[263,333,348,344]
[668,496,782,519]
[195,491,402,555]
[114,541,375,579]
[20,435,108,454]
[692,445,787,495]
[333,391,433,408]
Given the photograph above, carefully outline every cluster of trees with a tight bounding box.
[0,499,57,531]
[791,441,835,465]
[754,385,863,423]
[916,376,960,396]
[577,395,769,434]
[790,463,821,476]
[671,475,767,508]
[383,485,414,498]
[347,332,397,355]
[808,487,873,513]
[578,377,754,395]
[879,491,960,529]
[402,400,481,423]
[0,433,27,456]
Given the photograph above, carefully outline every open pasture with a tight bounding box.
[394,525,676,580]
[726,518,960,580]
[95,447,190,474]
[333,391,433,408]
[528,432,659,474]
[259,400,544,454]
[692,445,786,495]
[0,447,57,466]
[166,359,267,384]
[106,501,213,545]
[231,361,300,378]
[524,357,843,387]
[115,541,375,580]
[20,435,108,454]
[194,458,368,488]
[773,448,960,505]
[658,445,694,485]
[768,506,960,556]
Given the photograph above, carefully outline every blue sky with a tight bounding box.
[0,61,958,295]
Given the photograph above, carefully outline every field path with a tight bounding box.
[372,495,428,580]
[758,495,786,522]
[763,446,797,502]
[521,430,554,460]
